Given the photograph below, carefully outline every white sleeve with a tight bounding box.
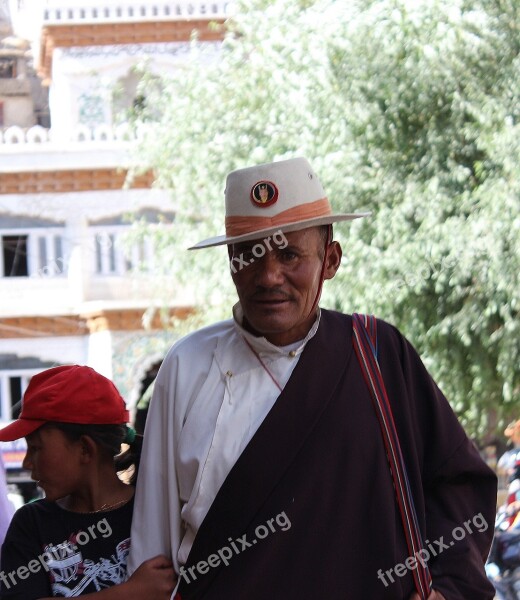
[127,357,183,575]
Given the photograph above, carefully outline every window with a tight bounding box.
[37,234,66,276]
[95,232,117,274]
[0,58,16,79]
[93,228,155,276]
[2,235,28,277]
[0,228,65,278]
[9,377,22,418]
[0,371,34,421]
[38,236,47,271]
[54,236,64,272]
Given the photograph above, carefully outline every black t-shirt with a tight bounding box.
[0,496,133,598]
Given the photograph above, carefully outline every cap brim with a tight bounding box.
[0,418,46,442]
[188,212,371,249]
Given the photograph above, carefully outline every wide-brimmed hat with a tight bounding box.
[189,157,370,249]
[0,365,129,442]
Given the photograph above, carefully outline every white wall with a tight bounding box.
[49,42,197,137]
[86,329,114,378]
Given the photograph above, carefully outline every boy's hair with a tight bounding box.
[45,422,142,486]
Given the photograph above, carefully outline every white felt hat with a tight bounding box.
[189,157,370,249]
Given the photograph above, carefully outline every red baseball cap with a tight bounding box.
[0,365,130,442]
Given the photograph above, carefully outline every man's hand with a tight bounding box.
[409,591,446,600]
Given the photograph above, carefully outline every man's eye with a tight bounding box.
[281,250,297,261]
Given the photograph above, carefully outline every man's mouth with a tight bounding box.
[252,298,291,308]
[251,292,291,304]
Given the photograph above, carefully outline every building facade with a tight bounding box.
[0,1,228,472]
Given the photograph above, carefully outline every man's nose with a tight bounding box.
[254,254,284,287]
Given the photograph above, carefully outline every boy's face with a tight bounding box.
[23,425,84,501]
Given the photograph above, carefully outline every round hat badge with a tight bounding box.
[250,180,278,208]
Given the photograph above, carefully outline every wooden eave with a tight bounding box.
[0,168,154,194]
[0,306,194,338]
[39,18,226,81]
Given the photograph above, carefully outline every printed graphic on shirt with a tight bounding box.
[45,536,130,596]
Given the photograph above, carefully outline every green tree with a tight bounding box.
[132,0,520,440]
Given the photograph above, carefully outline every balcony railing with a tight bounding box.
[0,124,138,146]
[43,2,231,24]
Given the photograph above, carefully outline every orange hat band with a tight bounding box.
[225,197,331,238]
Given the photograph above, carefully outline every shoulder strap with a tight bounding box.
[352,313,433,599]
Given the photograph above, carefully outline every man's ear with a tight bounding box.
[323,241,342,280]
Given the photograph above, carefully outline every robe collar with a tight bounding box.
[232,302,321,358]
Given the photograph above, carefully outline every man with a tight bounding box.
[128,157,497,599]
[497,419,520,479]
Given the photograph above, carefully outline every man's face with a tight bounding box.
[230,227,342,346]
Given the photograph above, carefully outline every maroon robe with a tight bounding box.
[177,310,497,599]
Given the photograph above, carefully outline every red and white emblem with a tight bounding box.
[250,180,278,207]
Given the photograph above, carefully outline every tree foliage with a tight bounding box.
[133,0,520,439]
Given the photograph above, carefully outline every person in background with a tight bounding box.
[0,365,174,599]
[128,157,497,599]
[0,452,15,550]
[496,457,520,531]
[497,419,520,480]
